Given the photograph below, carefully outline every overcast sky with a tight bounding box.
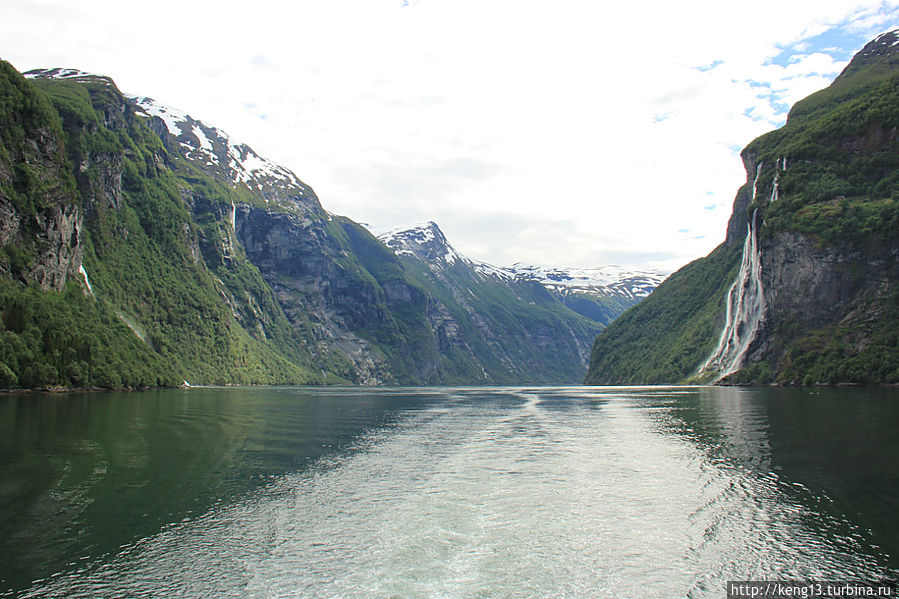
[2,0,898,271]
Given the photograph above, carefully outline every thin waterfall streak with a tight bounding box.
[699,209,766,378]
[230,200,237,231]
[703,279,739,368]
[79,264,94,295]
[751,162,763,201]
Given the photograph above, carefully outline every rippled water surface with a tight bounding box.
[1,386,897,597]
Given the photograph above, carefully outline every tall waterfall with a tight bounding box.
[699,209,766,379]
[230,200,237,231]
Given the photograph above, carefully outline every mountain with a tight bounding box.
[378,221,665,326]
[499,264,666,325]
[0,63,654,389]
[585,30,899,386]
[375,221,665,383]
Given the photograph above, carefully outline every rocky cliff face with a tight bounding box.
[0,64,84,292]
[0,60,660,388]
[744,227,899,383]
[378,222,613,383]
[586,30,899,386]
[236,208,394,384]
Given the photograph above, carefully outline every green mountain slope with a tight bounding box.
[1,64,321,387]
[585,30,899,386]
[2,62,639,388]
[379,222,603,384]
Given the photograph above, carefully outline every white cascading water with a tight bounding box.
[230,200,237,231]
[751,162,763,201]
[79,264,94,295]
[769,174,779,203]
[699,207,766,379]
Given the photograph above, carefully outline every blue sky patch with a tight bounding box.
[768,27,868,67]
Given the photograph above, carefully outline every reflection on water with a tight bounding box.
[0,387,442,593]
[1,386,897,598]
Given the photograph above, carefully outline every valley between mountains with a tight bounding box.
[0,63,663,388]
[2,29,898,389]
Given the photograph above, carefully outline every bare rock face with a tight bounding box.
[746,230,899,373]
[724,152,757,248]
[762,232,864,326]
[29,203,84,291]
[0,72,84,290]
[0,198,20,247]
[76,152,123,212]
[237,207,395,384]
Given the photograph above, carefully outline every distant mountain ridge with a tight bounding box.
[0,62,658,389]
[379,221,666,326]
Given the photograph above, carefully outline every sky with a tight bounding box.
[2,0,898,272]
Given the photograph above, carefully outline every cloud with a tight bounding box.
[2,0,898,271]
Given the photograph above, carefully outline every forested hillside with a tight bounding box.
[585,31,899,386]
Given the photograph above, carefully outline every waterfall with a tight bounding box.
[751,162,763,202]
[698,209,766,379]
[769,173,779,203]
[230,201,237,231]
[79,264,94,295]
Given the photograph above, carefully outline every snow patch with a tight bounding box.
[125,95,306,194]
[378,222,460,264]
[192,125,216,154]
[131,96,188,136]
[470,260,514,280]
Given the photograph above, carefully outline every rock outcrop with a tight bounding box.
[586,30,899,385]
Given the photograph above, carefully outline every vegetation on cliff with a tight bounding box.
[585,31,899,386]
[1,61,616,389]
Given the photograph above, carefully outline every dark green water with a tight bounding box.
[1,386,897,597]
[0,387,444,594]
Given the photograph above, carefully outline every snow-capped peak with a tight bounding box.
[129,96,191,137]
[127,95,312,200]
[24,67,317,208]
[378,221,463,265]
[377,221,667,300]
[503,264,668,299]
[24,67,114,86]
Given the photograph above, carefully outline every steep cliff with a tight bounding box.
[3,62,647,388]
[378,222,613,383]
[585,31,899,385]
[1,65,323,387]
[0,64,179,388]
[0,64,81,291]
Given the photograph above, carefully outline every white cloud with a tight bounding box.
[1,0,898,270]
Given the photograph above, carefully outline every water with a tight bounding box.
[1,386,897,597]
[700,209,766,379]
